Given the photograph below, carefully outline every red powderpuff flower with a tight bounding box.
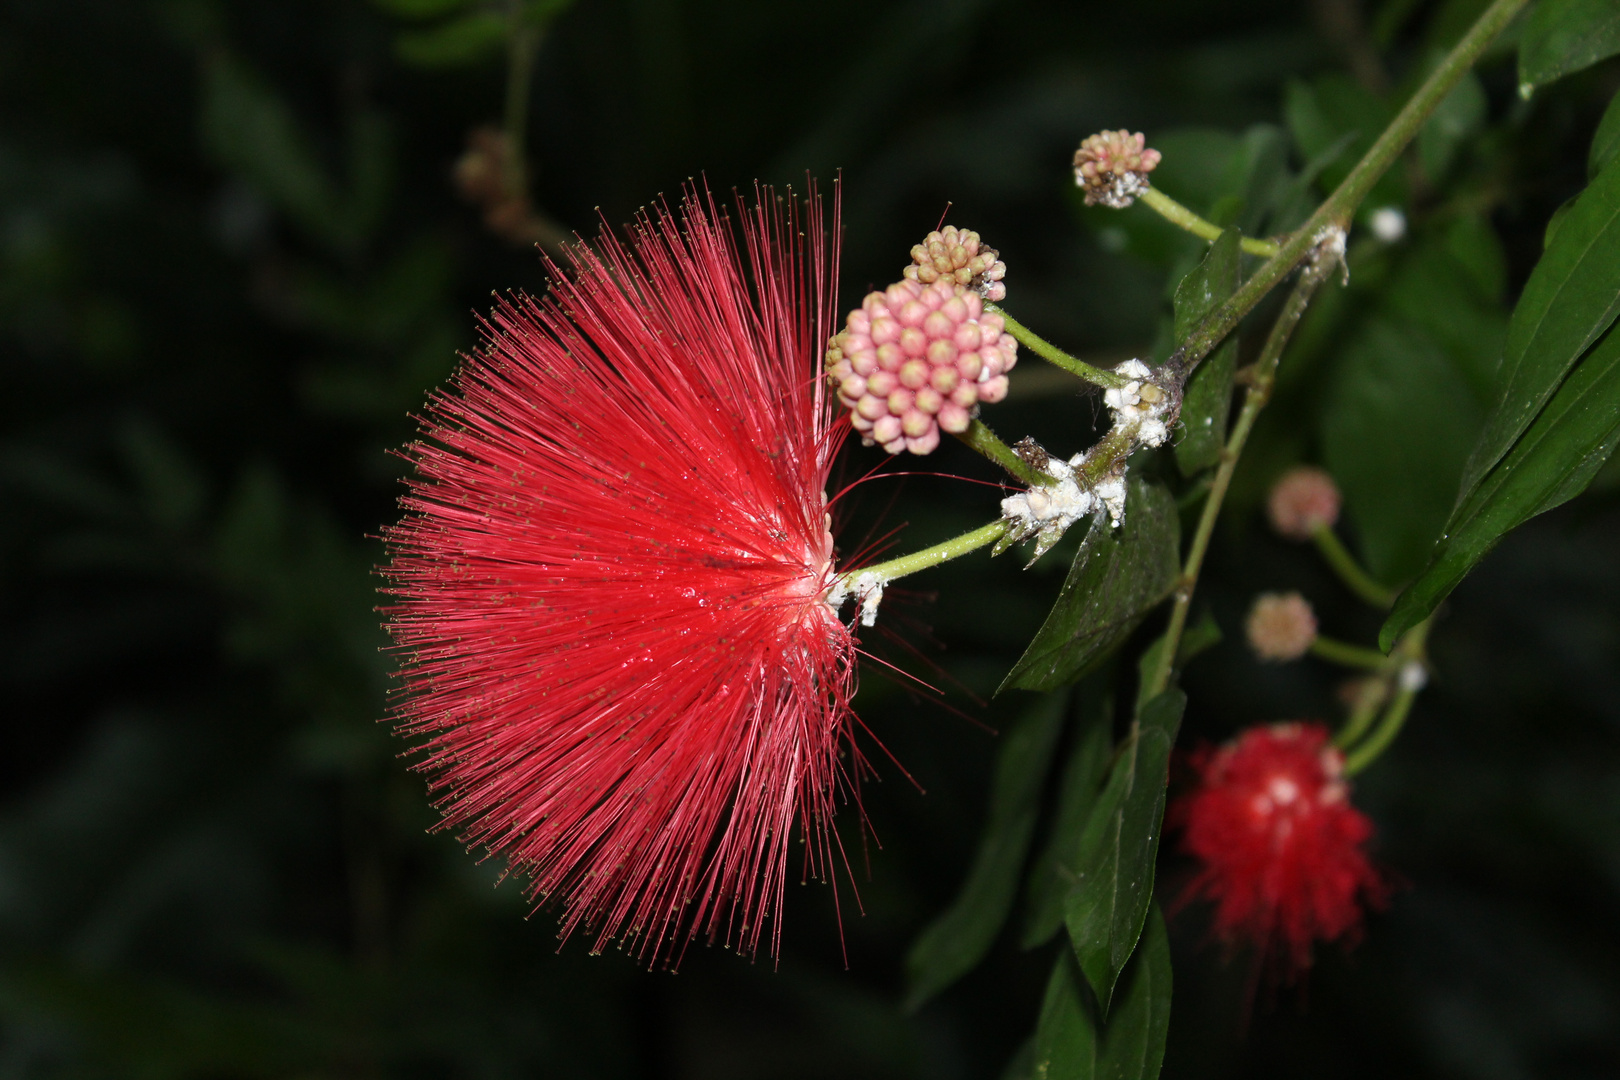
[381,185,867,964]
[1172,722,1387,979]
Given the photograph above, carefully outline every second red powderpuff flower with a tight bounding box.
[382,186,862,963]
[1172,722,1387,978]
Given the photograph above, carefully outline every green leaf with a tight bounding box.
[1382,321,1620,649]
[1444,213,1508,302]
[1455,156,1620,529]
[118,417,207,534]
[1023,693,1114,949]
[1285,75,1404,206]
[1000,482,1181,693]
[905,692,1070,1009]
[1592,89,1620,181]
[522,0,577,25]
[1033,950,1092,1079]
[1518,0,1620,96]
[200,54,393,256]
[1000,1037,1037,1080]
[1174,230,1240,476]
[1544,194,1580,251]
[1176,608,1223,665]
[1323,317,1493,584]
[1063,690,1185,1013]
[1417,70,1485,182]
[1097,904,1173,1080]
[1032,906,1173,1080]
[370,0,471,17]
[394,12,509,68]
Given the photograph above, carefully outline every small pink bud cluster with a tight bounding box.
[1073,130,1162,208]
[1268,466,1341,540]
[1247,591,1318,662]
[826,278,1017,455]
[903,226,1007,302]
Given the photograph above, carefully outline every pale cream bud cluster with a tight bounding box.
[1073,130,1162,209]
[998,356,1174,554]
[998,452,1126,561]
[1246,591,1319,662]
[826,278,1017,456]
[903,226,1007,302]
[1102,359,1171,448]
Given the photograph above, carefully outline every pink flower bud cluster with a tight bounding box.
[826,279,1017,455]
[903,226,1007,302]
[1268,466,1341,540]
[1073,130,1162,208]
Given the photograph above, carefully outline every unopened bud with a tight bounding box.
[1247,591,1318,662]
[1073,130,1161,208]
[903,225,1008,302]
[1267,466,1341,541]
[825,278,1018,455]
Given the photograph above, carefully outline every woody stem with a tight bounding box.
[503,8,539,182]
[1141,245,1339,700]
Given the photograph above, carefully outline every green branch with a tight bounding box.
[1312,523,1397,608]
[1342,617,1433,774]
[1138,188,1281,257]
[954,420,1055,486]
[1310,635,1390,670]
[1163,0,1530,382]
[836,520,1010,587]
[988,305,1128,389]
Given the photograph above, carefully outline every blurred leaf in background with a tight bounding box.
[1,0,1618,1077]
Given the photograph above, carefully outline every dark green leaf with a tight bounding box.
[1453,156,1620,531]
[1174,230,1240,476]
[1023,694,1114,949]
[1323,317,1492,583]
[1033,949,1093,1079]
[1099,904,1173,1080]
[1032,907,1173,1080]
[905,692,1070,1009]
[1444,214,1508,302]
[1417,71,1485,182]
[1001,482,1181,693]
[1133,633,1171,709]
[200,55,392,256]
[1384,239,1509,389]
[1285,75,1404,206]
[1229,125,1294,237]
[394,12,509,68]
[1176,608,1223,665]
[1000,1037,1037,1080]
[522,0,578,26]
[1382,322,1620,649]
[202,56,337,245]
[1064,690,1185,1013]
[1591,89,1620,180]
[118,417,206,534]
[1544,194,1579,252]
[1518,0,1620,96]
[370,0,472,17]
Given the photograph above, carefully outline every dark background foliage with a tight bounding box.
[2,0,1618,1076]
